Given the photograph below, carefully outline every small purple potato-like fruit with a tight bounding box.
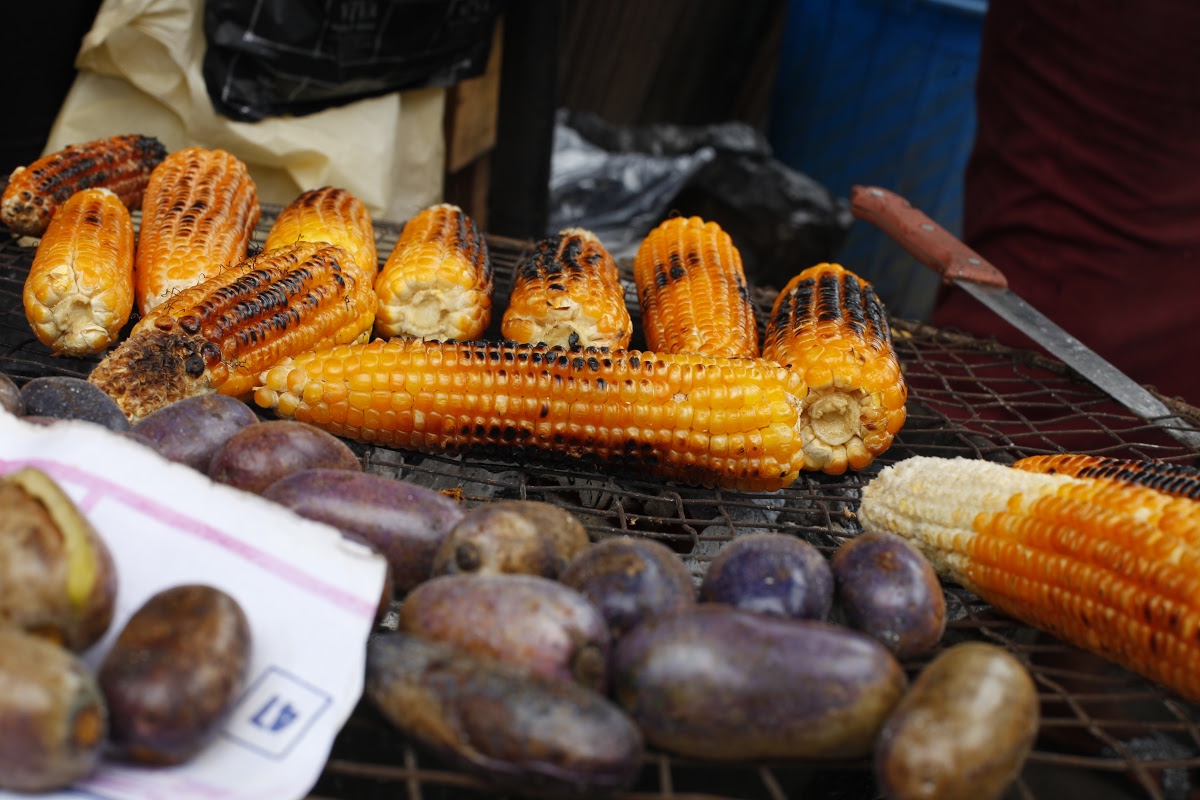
[874,642,1039,800]
[20,375,130,431]
[0,628,107,792]
[132,394,260,471]
[612,604,906,761]
[208,419,360,494]
[366,632,644,797]
[399,573,612,692]
[700,532,834,620]
[99,584,251,766]
[560,536,696,638]
[263,469,464,593]
[832,531,946,659]
[431,500,590,579]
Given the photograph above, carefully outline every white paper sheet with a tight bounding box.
[0,412,389,800]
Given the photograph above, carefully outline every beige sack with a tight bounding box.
[46,0,445,221]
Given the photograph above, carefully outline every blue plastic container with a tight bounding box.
[768,0,987,321]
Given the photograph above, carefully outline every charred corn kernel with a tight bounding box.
[859,455,1200,702]
[22,188,135,357]
[501,228,632,350]
[135,147,260,315]
[633,216,759,359]
[264,186,378,289]
[90,241,372,422]
[254,339,809,492]
[1015,454,1200,501]
[1,134,166,238]
[373,203,492,341]
[763,263,906,475]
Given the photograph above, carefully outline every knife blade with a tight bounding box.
[849,184,1200,450]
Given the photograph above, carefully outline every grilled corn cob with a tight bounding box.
[1,134,166,238]
[763,263,906,474]
[264,186,379,289]
[858,455,1200,702]
[90,241,372,422]
[254,339,809,492]
[501,228,632,350]
[373,203,492,341]
[1014,454,1200,501]
[633,216,759,359]
[22,188,135,357]
[135,147,260,315]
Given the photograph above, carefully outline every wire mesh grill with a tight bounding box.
[3,208,1200,800]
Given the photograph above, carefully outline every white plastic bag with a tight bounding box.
[46,0,445,221]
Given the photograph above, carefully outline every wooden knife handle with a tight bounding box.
[849,185,1008,289]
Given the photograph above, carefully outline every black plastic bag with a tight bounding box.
[202,0,502,123]
[550,110,851,289]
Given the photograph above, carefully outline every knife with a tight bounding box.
[849,184,1200,450]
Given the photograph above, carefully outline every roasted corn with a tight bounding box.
[763,262,906,474]
[501,228,632,350]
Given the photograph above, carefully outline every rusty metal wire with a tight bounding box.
[3,209,1200,800]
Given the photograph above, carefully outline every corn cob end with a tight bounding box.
[88,326,215,423]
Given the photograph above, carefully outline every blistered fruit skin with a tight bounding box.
[612,604,906,761]
[431,500,590,579]
[560,536,696,638]
[832,531,946,659]
[19,375,130,431]
[699,532,834,621]
[262,468,464,593]
[131,394,260,471]
[366,632,644,797]
[398,573,612,692]
[874,642,1039,800]
[99,584,251,766]
[207,419,361,494]
[0,467,118,651]
[0,628,108,792]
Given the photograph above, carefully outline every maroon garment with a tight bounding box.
[930,0,1200,405]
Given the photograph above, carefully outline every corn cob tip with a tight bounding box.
[88,327,215,423]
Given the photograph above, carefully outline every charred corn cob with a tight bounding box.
[859,455,1200,702]
[373,203,492,341]
[633,216,759,359]
[501,228,632,350]
[135,147,260,315]
[762,263,906,475]
[22,188,135,357]
[1015,454,1200,501]
[264,186,379,289]
[1,134,166,238]
[254,339,809,492]
[90,241,373,422]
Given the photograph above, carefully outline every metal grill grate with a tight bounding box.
[3,208,1200,800]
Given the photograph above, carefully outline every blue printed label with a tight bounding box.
[223,666,333,759]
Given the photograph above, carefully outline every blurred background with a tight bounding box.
[2,0,987,323]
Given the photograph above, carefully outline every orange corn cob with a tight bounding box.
[859,455,1200,702]
[22,188,135,357]
[501,228,632,350]
[1014,454,1200,501]
[254,339,809,492]
[373,203,492,341]
[1,134,166,238]
[90,241,373,422]
[135,147,260,315]
[632,216,759,359]
[762,263,906,475]
[264,186,379,289]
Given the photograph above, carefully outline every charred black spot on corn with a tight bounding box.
[1014,454,1200,500]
